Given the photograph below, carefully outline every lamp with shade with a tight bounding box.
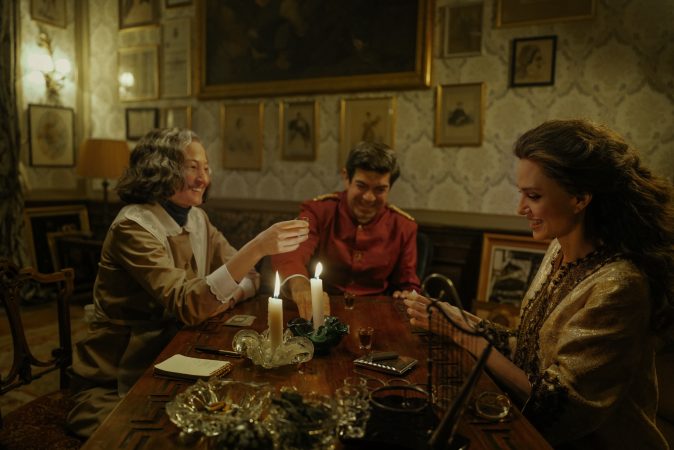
[76,139,130,226]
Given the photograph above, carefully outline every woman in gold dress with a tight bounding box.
[403,119,674,449]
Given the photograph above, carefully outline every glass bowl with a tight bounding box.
[165,379,274,437]
[287,316,349,355]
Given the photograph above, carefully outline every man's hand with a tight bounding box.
[286,277,330,320]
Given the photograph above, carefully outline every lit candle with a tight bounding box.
[268,272,284,352]
[310,262,324,330]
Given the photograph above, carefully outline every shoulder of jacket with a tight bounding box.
[388,204,415,222]
[311,192,340,202]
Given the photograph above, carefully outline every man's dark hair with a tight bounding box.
[345,141,400,185]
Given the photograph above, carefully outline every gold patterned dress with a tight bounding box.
[493,240,668,449]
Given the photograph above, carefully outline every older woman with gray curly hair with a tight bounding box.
[67,128,308,437]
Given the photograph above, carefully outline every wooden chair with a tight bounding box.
[0,259,83,449]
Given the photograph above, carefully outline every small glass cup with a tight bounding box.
[357,327,374,353]
[343,292,356,310]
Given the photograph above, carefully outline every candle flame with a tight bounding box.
[314,262,323,279]
[274,271,280,298]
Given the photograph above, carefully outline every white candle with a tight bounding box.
[268,272,284,352]
[310,262,324,330]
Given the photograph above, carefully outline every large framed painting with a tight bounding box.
[118,46,159,101]
[477,233,549,306]
[220,102,264,170]
[279,100,318,161]
[31,0,67,28]
[196,0,432,98]
[23,205,91,273]
[435,83,484,146]
[442,3,483,57]
[28,104,75,167]
[496,0,595,27]
[339,97,396,170]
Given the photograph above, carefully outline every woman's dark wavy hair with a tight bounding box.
[514,119,674,335]
[116,128,207,204]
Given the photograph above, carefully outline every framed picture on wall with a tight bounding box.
[119,0,160,29]
[31,0,67,28]
[220,102,263,170]
[496,0,595,27]
[160,106,192,129]
[166,0,192,7]
[510,35,557,87]
[118,46,159,101]
[196,0,432,98]
[23,205,91,273]
[339,97,396,170]
[28,104,75,167]
[442,3,483,57]
[434,83,484,147]
[126,107,159,140]
[279,100,318,161]
[162,18,192,98]
[477,233,549,306]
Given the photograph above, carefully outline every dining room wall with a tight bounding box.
[18,0,674,218]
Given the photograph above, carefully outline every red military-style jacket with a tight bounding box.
[272,191,420,295]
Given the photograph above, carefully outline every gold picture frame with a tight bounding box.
[495,0,595,28]
[160,106,193,129]
[23,205,91,273]
[196,0,432,98]
[28,104,75,167]
[435,83,484,147]
[125,107,159,140]
[220,102,264,170]
[119,0,160,30]
[510,35,557,87]
[442,3,483,57]
[118,46,159,101]
[339,97,396,170]
[162,17,192,98]
[477,233,549,306]
[279,100,318,161]
[31,0,67,28]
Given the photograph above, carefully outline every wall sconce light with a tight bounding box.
[27,28,71,102]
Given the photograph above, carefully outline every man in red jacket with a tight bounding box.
[272,141,420,319]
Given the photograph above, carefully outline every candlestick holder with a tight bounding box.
[287,316,349,355]
[232,328,314,369]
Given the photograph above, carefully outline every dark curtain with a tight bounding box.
[0,0,28,266]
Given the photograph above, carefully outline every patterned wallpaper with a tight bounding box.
[20,0,674,218]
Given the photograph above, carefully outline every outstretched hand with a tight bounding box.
[287,277,330,320]
[253,220,309,256]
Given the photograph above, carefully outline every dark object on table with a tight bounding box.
[211,419,273,450]
[287,316,349,355]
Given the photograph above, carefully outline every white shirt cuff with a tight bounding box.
[239,277,256,300]
[206,264,239,304]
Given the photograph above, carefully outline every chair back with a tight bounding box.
[421,273,465,308]
[0,259,75,398]
[416,231,434,280]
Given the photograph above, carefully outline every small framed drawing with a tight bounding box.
[496,0,595,27]
[118,46,159,101]
[435,83,484,147]
[442,3,483,57]
[28,104,75,167]
[477,233,550,306]
[279,100,318,161]
[162,18,192,98]
[119,0,159,30]
[510,35,557,87]
[339,97,396,170]
[160,106,192,129]
[23,205,90,273]
[30,0,67,28]
[221,102,263,170]
[165,0,192,7]
[126,108,159,140]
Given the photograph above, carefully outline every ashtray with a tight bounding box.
[287,316,349,355]
[165,379,274,437]
[232,328,314,369]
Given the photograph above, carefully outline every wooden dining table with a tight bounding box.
[81,294,551,450]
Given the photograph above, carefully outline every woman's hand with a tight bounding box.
[253,220,309,256]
